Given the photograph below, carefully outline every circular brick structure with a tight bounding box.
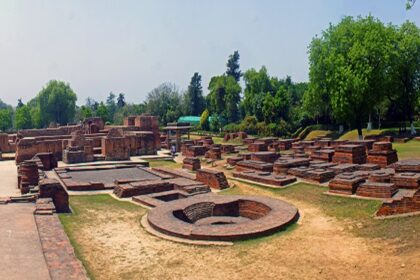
[147,194,299,241]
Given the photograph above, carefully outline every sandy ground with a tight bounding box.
[0,160,20,197]
[70,182,419,280]
[0,204,51,280]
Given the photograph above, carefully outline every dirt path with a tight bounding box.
[0,203,51,280]
[70,182,419,280]
[0,160,20,197]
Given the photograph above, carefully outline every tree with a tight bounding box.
[387,21,420,134]
[207,75,241,123]
[79,106,93,119]
[15,105,32,129]
[106,92,117,123]
[242,67,273,121]
[113,103,146,125]
[226,51,242,82]
[117,93,126,108]
[184,72,205,116]
[306,16,394,138]
[86,97,99,111]
[29,80,77,127]
[406,0,416,9]
[96,102,109,123]
[145,83,183,124]
[17,99,24,109]
[0,108,13,131]
[199,109,210,130]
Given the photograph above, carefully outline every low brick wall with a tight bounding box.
[196,169,229,190]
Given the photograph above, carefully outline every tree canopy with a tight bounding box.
[184,72,205,116]
[28,80,77,127]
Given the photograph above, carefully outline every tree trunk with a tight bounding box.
[367,112,372,131]
[356,120,363,140]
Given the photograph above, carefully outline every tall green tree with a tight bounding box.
[145,83,183,124]
[117,93,126,108]
[207,75,241,123]
[17,99,24,109]
[29,80,77,127]
[388,21,420,134]
[184,72,205,116]
[306,16,394,138]
[242,67,273,121]
[15,105,32,129]
[96,102,109,123]
[106,92,117,123]
[0,108,13,131]
[226,51,242,82]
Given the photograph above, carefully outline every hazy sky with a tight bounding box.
[0,0,418,106]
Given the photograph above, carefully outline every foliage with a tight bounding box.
[226,50,242,82]
[199,109,210,130]
[15,105,32,129]
[145,83,183,124]
[0,108,13,131]
[96,102,109,122]
[184,72,205,116]
[305,16,398,137]
[207,75,241,123]
[28,80,77,127]
[117,93,126,108]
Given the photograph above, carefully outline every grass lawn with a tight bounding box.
[59,181,420,279]
[59,195,146,279]
[147,159,182,169]
[393,140,420,159]
[339,129,385,140]
[305,130,339,140]
[222,182,420,251]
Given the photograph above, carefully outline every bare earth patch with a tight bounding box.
[61,182,419,280]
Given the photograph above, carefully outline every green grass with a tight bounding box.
[304,130,340,140]
[223,182,420,251]
[339,129,384,140]
[393,140,420,159]
[59,195,146,280]
[147,159,181,169]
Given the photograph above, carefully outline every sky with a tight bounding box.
[0,0,418,106]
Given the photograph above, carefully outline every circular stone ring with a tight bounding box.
[147,194,299,241]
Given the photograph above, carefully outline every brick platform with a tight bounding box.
[182,157,201,171]
[251,151,279,163]
[305,168,336,183]
[393,160,420,173]
[377,188,420,216]
[356,181,398,198]
[236,160,274,173]
[183,145,207,157]
[205,146,222,160]
[329,163,359,175]
[287,166,314,178]
[367,142,398,167]
[233,170,296,187]
[226,156,243,166]
[311,149,335,162]
[391,173,420,189]
[248,141,268,152]
[332,144,366,164]
[35,214,88,279]
[196,169,229,190]
[273,158,310,174]
[329,172,366,194]
[357,163,381,171]
[278,139,294,150]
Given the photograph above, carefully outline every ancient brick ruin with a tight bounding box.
[146,194,299,241]
[13,114,160,164]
